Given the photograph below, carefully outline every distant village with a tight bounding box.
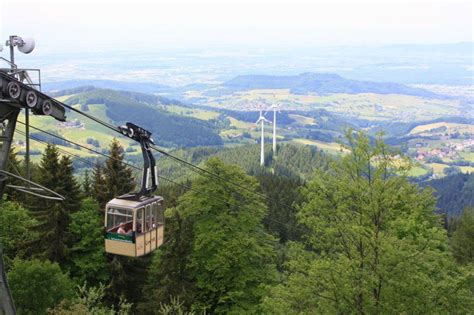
[414,138,474,161]
[58,119,85,129]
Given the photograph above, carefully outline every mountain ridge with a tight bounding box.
[44,72,447,99]
[223,72,444,98]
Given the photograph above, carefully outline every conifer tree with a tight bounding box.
[101,139,145,307]
[57,155,82,214]
[4,146,24,202]
[104,138,135,200]
[31,145,81,264]
[31,144,62,260]
[92,162,108,209]
[450,207,474,264]
[82,169,92,198]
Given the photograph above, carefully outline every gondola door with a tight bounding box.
[144,204,152,254]
[135,206,145,256]
[149,202,158,252]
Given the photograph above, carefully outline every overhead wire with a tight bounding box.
[150,145,270,201]
[14,128,247,211]
[16,124,299,232]
[39,98,274,202]
[17,86,302,229]
[21,115,284,208]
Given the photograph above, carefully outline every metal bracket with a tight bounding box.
[118,122,158,200]
[0,170,65,201]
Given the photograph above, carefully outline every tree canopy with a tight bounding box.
[1,135,472,313]
[262,132,474,313]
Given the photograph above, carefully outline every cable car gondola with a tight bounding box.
[104,123,164,257]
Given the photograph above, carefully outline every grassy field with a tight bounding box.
[188,88,462,122]
[460,166,474,174]
[409,122,474,136]
[15,103,135,160]
[164,105,220,120]
[12,90,471,182]
[291,138,347,155]
[459,151,474,161]
[426,163,448,176]
[288,114,316,125]
[407,166,428,177]
[228,117,255,129]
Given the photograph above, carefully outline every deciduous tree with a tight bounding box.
[262,132,473,314]
[180,158,277,313]
[69,198,109,285]
[8,258,74,314]
[0,201,38,269]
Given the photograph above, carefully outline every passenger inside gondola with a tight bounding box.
[117,222,127,234]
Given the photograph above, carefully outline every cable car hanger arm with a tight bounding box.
[118,122,158,200]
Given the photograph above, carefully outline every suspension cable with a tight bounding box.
[14,129,248,211]
[20,102,297,219]
[38,99,272,200]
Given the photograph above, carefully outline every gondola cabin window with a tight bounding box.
[104,196,165,257]
[107,207,133,233]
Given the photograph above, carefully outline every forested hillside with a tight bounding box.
[152,143,329,181]
[223,72,442,97]
[65,89,223,147]
[2,133,472,313]
[424,172,474,217]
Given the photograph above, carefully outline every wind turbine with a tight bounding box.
[265,103,280,155]
[256,109,271,166]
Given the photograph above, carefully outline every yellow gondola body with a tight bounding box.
[105,196,164,257]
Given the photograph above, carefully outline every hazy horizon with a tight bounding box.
[1,0,472,53]
[0,0,472,86]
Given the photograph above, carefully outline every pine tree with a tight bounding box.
[57,155,82,214]
[31,145,81,264]
[256,173,303,243]
[101,139,145,307]
[31,144,62,260]
[37,143,60,190]
[91,162,108,209]
[104,138,135,200]
[82,169,92,198]
[450,207,474,264]
[4,146,24,202]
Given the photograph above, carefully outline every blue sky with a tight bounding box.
[1,0,472,52]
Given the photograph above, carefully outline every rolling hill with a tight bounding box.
[223,72,443,97]
[64,89,223,148]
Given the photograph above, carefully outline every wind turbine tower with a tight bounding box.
[256,110,270,166]
[266,103,280,154]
